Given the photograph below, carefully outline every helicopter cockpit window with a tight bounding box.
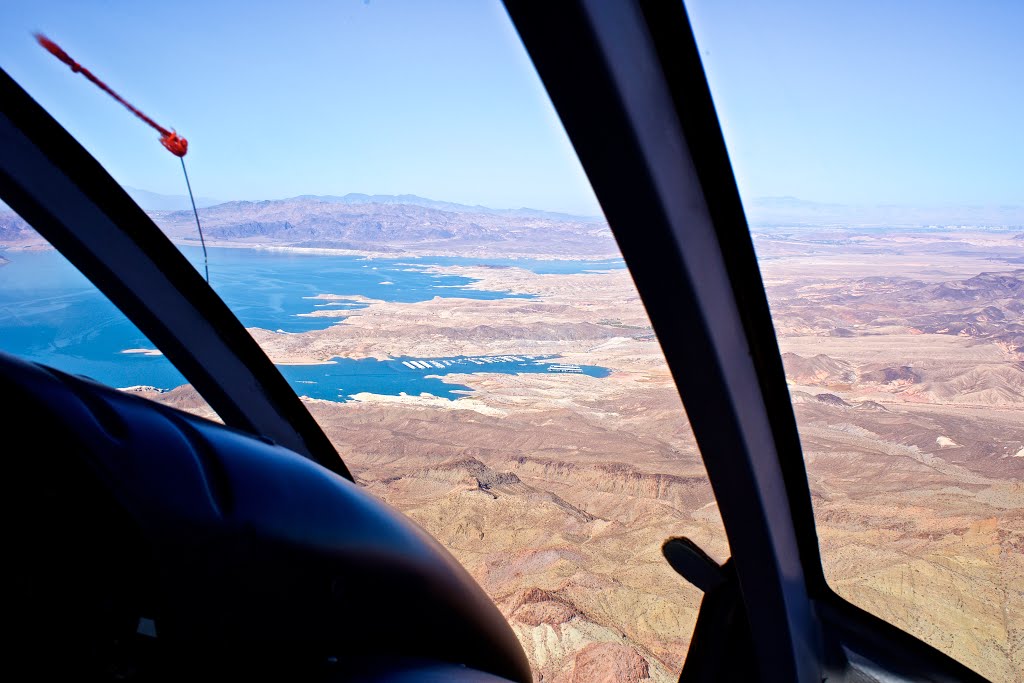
[2,2,731,680]
[686,1,1024,680]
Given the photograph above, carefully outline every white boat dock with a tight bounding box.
[547,364,583,374]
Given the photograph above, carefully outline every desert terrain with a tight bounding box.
[153,232,1020,681]
[89,202,1023,681]
[755,228,1024,682]
[161,263,729,682]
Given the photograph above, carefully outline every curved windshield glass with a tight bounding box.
[687,1,1023,680]
[2,2,727,680]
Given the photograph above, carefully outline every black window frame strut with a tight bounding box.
[0,68,352,482]
[503,1,989,681]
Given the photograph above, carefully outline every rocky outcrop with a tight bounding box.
[860,365,920,385]
[782,352,856,384]
[503,587,583,627]
[509,457,714,512]
[814,393,851,407]
[569,642,651,683]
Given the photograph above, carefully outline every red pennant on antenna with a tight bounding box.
[36,33,188,157]
[37,32,210,282]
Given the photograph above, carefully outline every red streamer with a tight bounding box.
[36,34,188,157]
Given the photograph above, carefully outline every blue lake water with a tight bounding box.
[287,355,610,400]
[0,246,620,400]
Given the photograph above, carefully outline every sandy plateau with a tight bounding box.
[153,228,1022,682]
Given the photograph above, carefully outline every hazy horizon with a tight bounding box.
[5,186,1024,229]
[86,187,1024,228]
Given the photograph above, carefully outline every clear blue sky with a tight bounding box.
[687,0,1023,207]
[1,1,1020,214]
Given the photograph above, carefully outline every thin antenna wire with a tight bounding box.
[179,157,209,283]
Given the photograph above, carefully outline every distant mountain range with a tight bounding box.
[118,188,603,223]
[152,197,616,257]
[745,196,1024,229]
[3,188,1022,259]
[291,194,605,224]
[123,186,222,211]
[0,192,617,258]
